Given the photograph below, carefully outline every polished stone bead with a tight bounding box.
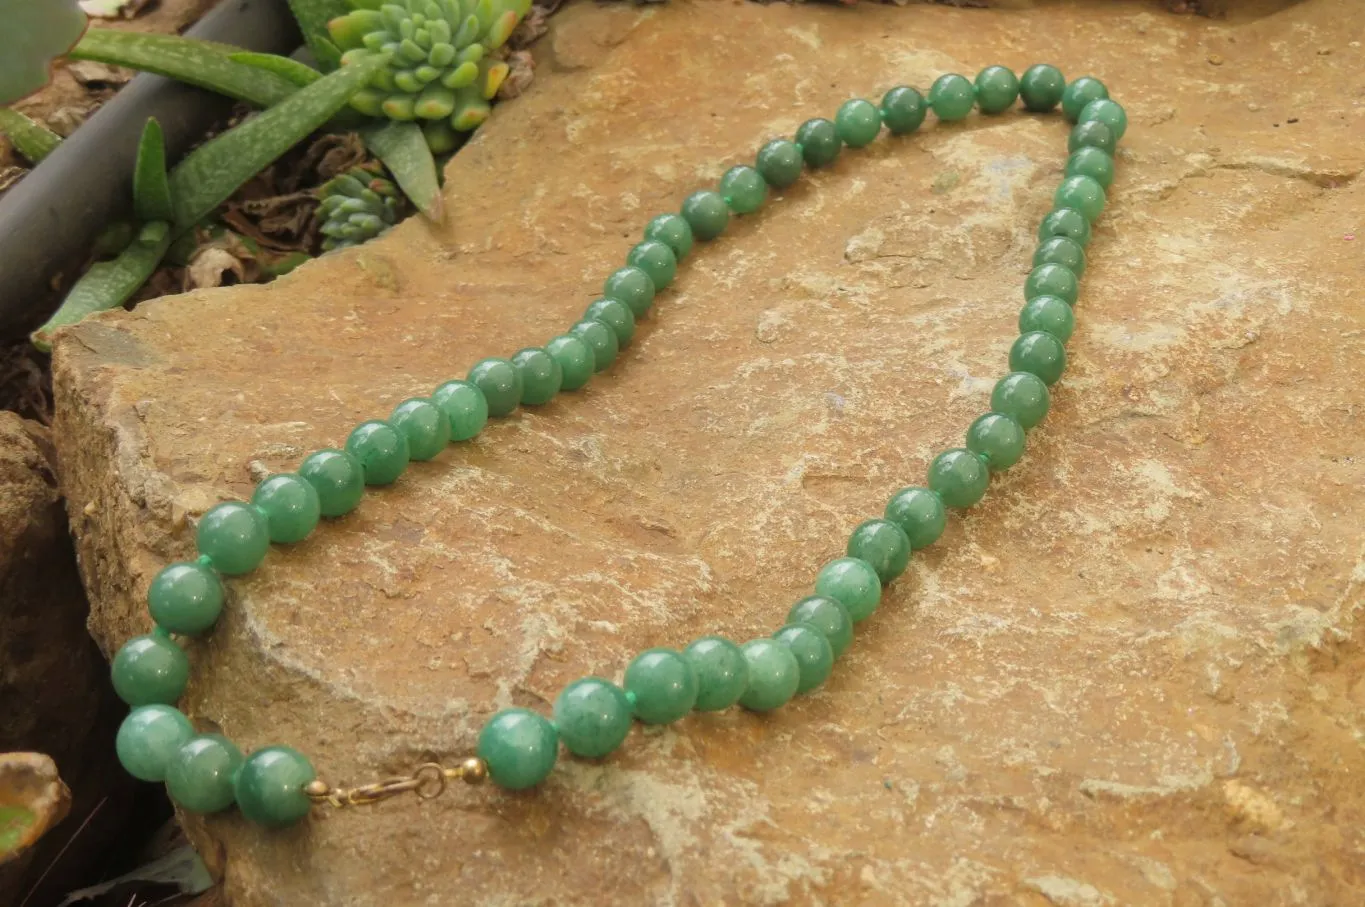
[681,190,730,241]
[786,595,853,659]
[553,677,631,758]
[814,557,882,623]
[795,117,841,167]
[966,412,1027,471]
[928,449,990,509]
[571,319,620,372]
[1061,76,1109,123]
[1078,97,1127,140]
[719,164,767,214]
[772,624,833,694]
[112,633,189,706]
[974,65,1019,114]
[195,502,269,575]
[345,420,410,486]
[604,266,656,317]
[165,734,243,813]
[834,98,881,147]
[116,704,193,782]
[756,138,804,189]
[683,636,749,711]
[1019,295,1076,343]
[1010,331,1068,386]
[627,239,677,290]
[884,486,947,550]
[1019,63,1066,112]
[298,449,366,518]
[738,638,800,712]
[990,372,1051,430]
[643,213,692,261]
[148,561,223,635]
[624,648,698,724]
[928,73,975,121]
[1038,208,1092,247]
[547,334,594,391]
[1066,146,1115,191]
[431,379,489,441]
[234,745,316,826]
[477,709,558,790]
[467,357,523,418]
[1033,235,1087,278]
[880,85,927,135]
[511,347,563,406]
[846,518,911,584]
[1068,120,1116,156]
[1054,174,1106,223]
[389,398,450,460]
[251,474,321,543]
[584,297,636,347]
[1025,263,1079,306]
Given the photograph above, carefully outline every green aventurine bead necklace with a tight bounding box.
[110,64,1125,826]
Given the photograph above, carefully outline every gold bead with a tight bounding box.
[459,757,488,784]
[304,779,331,798]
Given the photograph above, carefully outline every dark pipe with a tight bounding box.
[0,0,301,337]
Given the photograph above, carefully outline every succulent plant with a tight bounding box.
[1,0,87,105]
[317,166,404,251]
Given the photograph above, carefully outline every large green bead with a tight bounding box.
[1019,295,1076,343]
[477,709,558,790]
[584,297,636,348]
[1066,146,1115,190]
[1061,76,1109,122]
[112,634,189,706]
[681,190,730,241]
[604,266,656,317]
[546,335,594,391]
[511,347,562,406]
[298,449,365,518]
[883,487,947,550]
[1078,98,1127,143]
[165,734,243,814]
[1068,120,1116,156]
[643,213,692,261]
[553,677,632,758]
[468,358,523,418]
[834,98,881,148]
[1054,175,1106,224]
[928,449,990,509]
[966,413,1027,471]
[1010,331,1068,386]
[991,372,1051,430]
[345,420,409,486]
[786,595,853,659]
[738,639,800,712]
[1033,235,1087,278]
[755,138,803,189]
[795,118,841,167]
[682,636,749,711]
[571,319,619,372]
[251,474,321,544]
[389,398,449,461]
[814,557,881,622]
[880,85,927,135]
[719,164,767,214]
[431,380,489,441]
[624,648,697,724]
[1019,63,1065,112]
[1038,208,1092,247]
[928,73,975,121]
[196,502,269,575]
[1025,263,1079,306]
[974,65,1019,114]
[234,745,316,826]
[846,518,911,584]
[627,239,677,290]
[772,624,833,694]
[148,562,223,635]
[116,705,193,782]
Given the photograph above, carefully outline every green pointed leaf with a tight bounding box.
[285,0,350,69]
[0,108,62,163]
[227,51,322,88]
[361,120,443,222]
[133,117,173,222]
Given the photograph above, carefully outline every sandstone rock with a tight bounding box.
[0,753,70,866]
[52,0,1364,904]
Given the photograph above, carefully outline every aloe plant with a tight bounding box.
[0,108,63,163]
[0,0,87,105]
[318,166,403,251]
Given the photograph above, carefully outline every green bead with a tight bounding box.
[112,634,189,706]
[1078,97,1127,141]
[928,449,990,509]
[571,319,620,372]
[251,474,321,544]
[786,595,853,659]
[974,65,1019,114]
[298,449,365,518]
[795,118,841,167]
[846,518,911,584]
[738,638,800,712]
[234,745,315,826]
[834,98,881,148]
[345,420,410,486]
[624,648,697,724]
[467,357,523,418]
[681,190,730,241]
[1025,263,1079,306]
[553,677,631,758]
[1062,76,1109,123]
[719,164,767,214]
[1010,331,1068,386]
[147,562,223,635]
[511,347,562,406]
[1033,235,1087,278]
[584,297,636,347]
[883,487,947,550]
[1019,63,1065,112]
[1066,146,1115,191]
[929,73,975,121]
[627,239,677,290]
[1019,295,1075,343]
[772,624,833,694]
[879,85,927,135]
[1054,174,1106,223]
[389,398,450,460]
[991,372,1051,430]
[431,379,489,441]
[195,502,269,575]
[604,266,656,317]
[966,413,1027,471]
[547,335,594,391]
[478,708,558,790]
[116,705,193,782]
[755,138,803,189]
[643,213,692,261]
[683,636,749,711]
[165,734,243,814]
[1038,208,1092,247]
[814,557,881,623]
[1068,121,1116,156]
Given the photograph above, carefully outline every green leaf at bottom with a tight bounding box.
[361,120,443,223]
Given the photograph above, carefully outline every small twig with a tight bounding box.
[18,796,108,907]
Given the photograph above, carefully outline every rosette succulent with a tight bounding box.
[318,166,403,251]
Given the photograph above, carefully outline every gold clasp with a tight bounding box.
[306,757,487,809]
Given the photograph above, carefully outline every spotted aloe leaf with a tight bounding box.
[360,120,442,222]
[133,118,173,222]
[0,0,87,105]
[0,108,62,163]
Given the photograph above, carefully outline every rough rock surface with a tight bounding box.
[52,0,1364,904]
